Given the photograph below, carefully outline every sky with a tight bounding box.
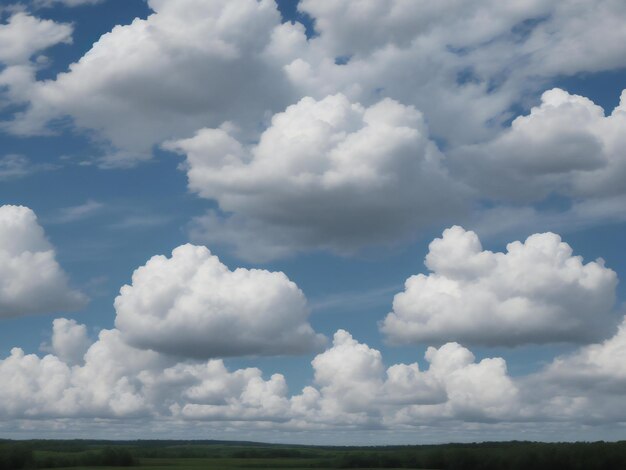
[0,0,626,445]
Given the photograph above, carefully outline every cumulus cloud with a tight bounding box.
[0,11,72,65]
[43,318,91,365]
[114,244,325,358]
[506,316,626,425]
[0,0,623,255]
[0,205,87,317]
[453,88,626,202]
[4,0,298,165]
[293,330,519,427]
[0,321,520,429]
[0,327,167,419]
[289,0,626,146]
[381,226,618,347]
[3,1,626,164]
[0,319,303,423]
[167,94,466,260]
[3,318,626,435]
[542,317,626,390]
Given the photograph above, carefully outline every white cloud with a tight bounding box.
[5,0,626,166]
[4,0,299,165]
[168,94,466,261]
[542,317,626,389]
[381,226,618,347]
[3,319,626,435]
[0,320,298,423]
[0,327,166,418]
[510,316,626,425]
[44,318,91,366]
[293,330,519,427]
[114,244,325,358]
[289,0,626,147]
[0,11,72,65]
[0,323,521,428]
[453,88,626,202]
[0,205,87,318]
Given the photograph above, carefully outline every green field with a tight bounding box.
[2,439,626,469]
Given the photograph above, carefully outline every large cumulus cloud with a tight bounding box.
[114,244,325,358]
[0,205,87,318]
[381,226,618,347]
[167,94,466,260]
[3,0,298,166]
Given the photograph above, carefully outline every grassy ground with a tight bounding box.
[5,439,625,469]
[44,456,416,469]
[44,459,413,470]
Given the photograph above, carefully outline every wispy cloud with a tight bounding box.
[48,199,105,224]
[0,154,57,180]
[310,284,401,314]
[471,195,626,241]
[108,214,172,230]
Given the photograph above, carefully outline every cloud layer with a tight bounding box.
[1,1,626,259]
[0,0,625,443]
[3,317,626,438]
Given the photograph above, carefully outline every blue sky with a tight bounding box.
[1,0,626,444]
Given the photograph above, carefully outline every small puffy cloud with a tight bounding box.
[167,94,466,260]
[310,329,385,415]
[114,244,325,358]
[0,205,87,318]
[44,318,91,365]
[453,88,626,202]
[381,226,618,347]
[0,11,72,65]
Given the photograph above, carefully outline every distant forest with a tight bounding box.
[1,439,625,469]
